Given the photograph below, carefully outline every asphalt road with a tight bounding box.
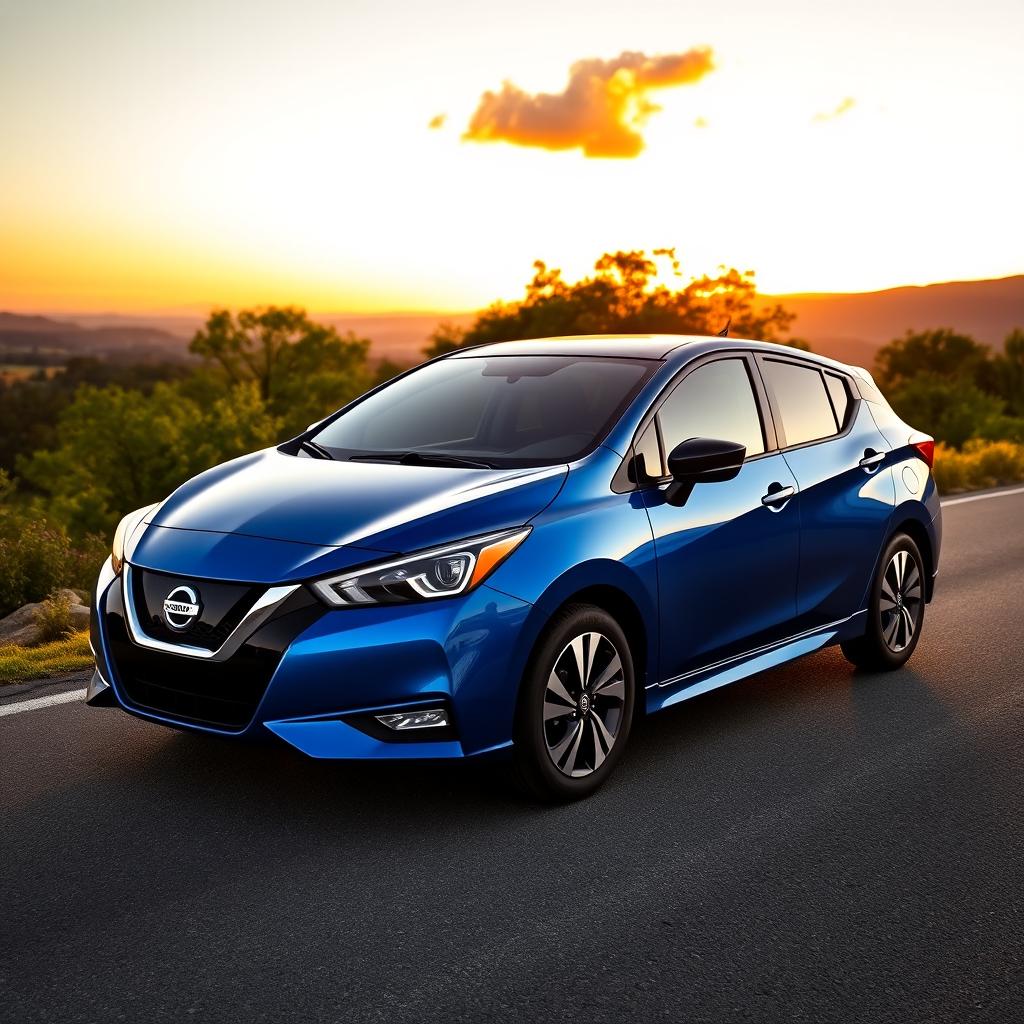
[3,488,1024,1023]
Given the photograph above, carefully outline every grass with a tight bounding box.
[0,630,93,684]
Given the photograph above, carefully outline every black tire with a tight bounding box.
[841,532,926,671]
[511,603,635,802]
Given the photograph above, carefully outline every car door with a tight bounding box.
[755,355,895,632]
[636,354,801,683]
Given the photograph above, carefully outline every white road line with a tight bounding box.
[942,486,1024,508]
[0,688,86,718]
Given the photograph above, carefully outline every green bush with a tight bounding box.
[0,470,105,616]
[32,591,76,644]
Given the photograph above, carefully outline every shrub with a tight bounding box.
[33,591,76,644]
[0,470,106,616]
[0,517,74,617]
[933,439,1024,493]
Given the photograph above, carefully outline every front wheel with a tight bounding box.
[841,532,926,671]
[512,604,635,802]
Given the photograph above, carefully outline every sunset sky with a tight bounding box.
[1,0,1022,314]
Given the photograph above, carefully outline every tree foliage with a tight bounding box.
[991,328,1024,417]
[425,249,799,356]
[17,381,283,536]
[874,328,991,391]
[874,329,1024,447]
[0,357,190,478]
[190,306,374,434]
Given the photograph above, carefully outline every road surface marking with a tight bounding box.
[0,688,86,718]
[942,486,1024,508]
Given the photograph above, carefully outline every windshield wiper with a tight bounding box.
[300,439,336,461]
[348,451,495,469]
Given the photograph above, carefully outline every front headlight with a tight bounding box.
[311,527,531,607]
[111,503,160,574]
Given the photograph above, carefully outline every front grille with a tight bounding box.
[104,577,322,730]
[131,568,261,652]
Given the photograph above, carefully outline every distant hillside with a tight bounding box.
[14,275,1023,368]
[772,275,1024,366]
[0,312,189,363]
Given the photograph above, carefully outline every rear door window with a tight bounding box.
[761,360,838,447]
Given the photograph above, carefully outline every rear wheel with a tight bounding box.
[512,604,635,802]
[841,532,926,671]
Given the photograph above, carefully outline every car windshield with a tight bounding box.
[308,355,657,467]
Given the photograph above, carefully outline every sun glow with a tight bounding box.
[1,0,1021,314]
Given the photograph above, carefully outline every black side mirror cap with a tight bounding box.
[665,437,746,506]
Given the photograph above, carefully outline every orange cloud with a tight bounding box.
[813,97,856,122]
[463,47,715,158]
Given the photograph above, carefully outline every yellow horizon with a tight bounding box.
[2,2,1021,318]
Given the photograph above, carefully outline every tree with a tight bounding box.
[0,357,189,479]
[190,306,374,434]
[990,329,1024,417]
[874,328,990,391]
[883,373,1010,448]
[425,249,798,356]
[17,381,283,536]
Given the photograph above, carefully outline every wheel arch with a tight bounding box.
[510,567,655,729]
[889,513,936,602]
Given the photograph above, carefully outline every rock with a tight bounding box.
[69,604,91,631]
[0,591,90,647]
[0,603,46,646]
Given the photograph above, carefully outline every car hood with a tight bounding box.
[139,448,566,565]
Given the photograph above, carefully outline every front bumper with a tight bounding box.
[92,560,532,759]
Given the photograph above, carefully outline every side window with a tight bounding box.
[761,360,837,447]
[824,373,850,430]
[657,359,766,459]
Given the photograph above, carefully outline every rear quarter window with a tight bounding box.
[824,373,851,430]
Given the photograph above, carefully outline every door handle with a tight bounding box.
[761,484,796,510]
[859,449,886,472]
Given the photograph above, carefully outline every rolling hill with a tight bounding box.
[771,275,1024,366]
[6,275,1022,369]
[0,313,190,363]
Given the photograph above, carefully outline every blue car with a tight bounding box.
[88,335,941,800]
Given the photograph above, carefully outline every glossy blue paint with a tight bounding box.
[780,401,896,629]
[642,452,801,677]
[92,334,942,764]
[148,448,567,551]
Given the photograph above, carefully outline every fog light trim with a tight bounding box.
[375,708,449,731]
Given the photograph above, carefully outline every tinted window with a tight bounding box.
[825,373,850,429]
[762,360,837,446]
[312,355,656,467]
[657,359,765,458]
[633,421,663,479]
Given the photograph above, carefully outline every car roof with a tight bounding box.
[446,334,854,372]
[447,335,703,360]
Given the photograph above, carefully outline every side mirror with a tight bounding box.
[665,437,746,506]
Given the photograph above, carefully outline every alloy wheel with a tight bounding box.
[880,549,923,653]
[542,631,626,777]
